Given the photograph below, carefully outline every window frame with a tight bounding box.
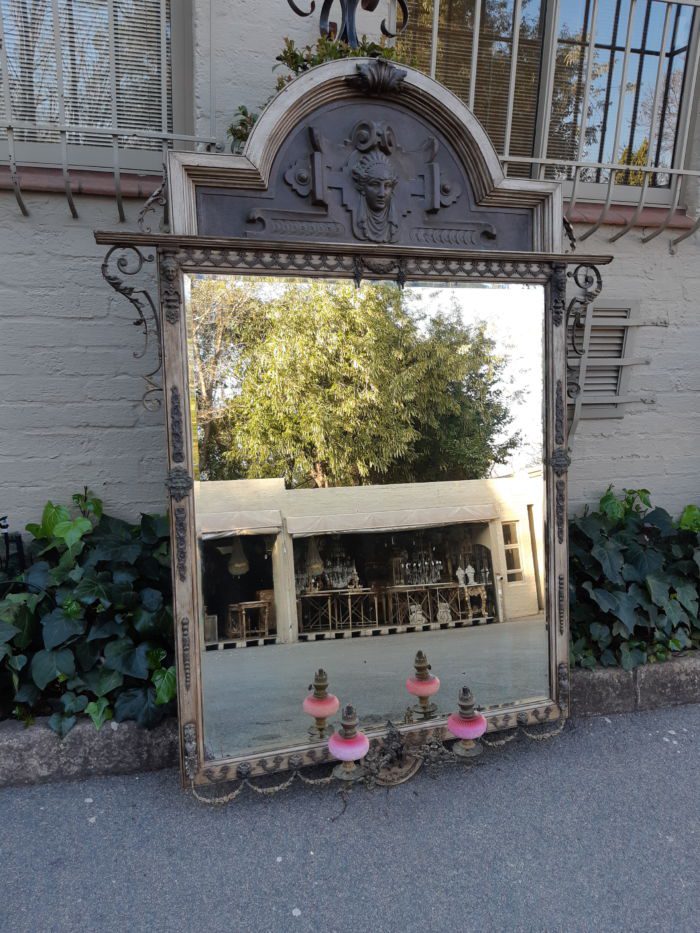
[0,0,195,174]
[502,520,525,583]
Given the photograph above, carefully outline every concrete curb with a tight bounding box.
[571,653,700,717]
[0,716,178,788]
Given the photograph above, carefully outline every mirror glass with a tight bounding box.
[185,275,548,761]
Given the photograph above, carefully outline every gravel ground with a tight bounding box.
[1,705,698,933]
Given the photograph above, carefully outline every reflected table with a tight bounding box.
[298,588,381,635]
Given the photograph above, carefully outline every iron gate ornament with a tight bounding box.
[286,0,409,48]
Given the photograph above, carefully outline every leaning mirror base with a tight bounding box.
[189,697,566,786]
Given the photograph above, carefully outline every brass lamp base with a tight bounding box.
[453,738,483,758]
[412,698,439,721]
[332,760,365,781]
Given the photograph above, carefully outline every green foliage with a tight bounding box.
[570,486,700,670]
[192,278,519,487]
[227,36,404,150]
[0,492,174,737]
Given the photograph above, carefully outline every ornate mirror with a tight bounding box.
[97,58,610,786]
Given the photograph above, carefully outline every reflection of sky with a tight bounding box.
[404,283,544,474]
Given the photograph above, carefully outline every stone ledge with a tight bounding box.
[571,653,700,717]
[0,716,178,788]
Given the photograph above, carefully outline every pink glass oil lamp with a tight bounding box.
[405,650,440,720]
[447,685,487,758]
[328,704,370,781]
[302,668,340,740]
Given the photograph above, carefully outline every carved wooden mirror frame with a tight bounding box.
[96,59,611,787]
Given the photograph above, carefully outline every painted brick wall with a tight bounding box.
[0,192,166,533]
[2,186,697,532]
[568,227,700,519]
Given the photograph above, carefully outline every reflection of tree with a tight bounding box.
[190,278,520,486]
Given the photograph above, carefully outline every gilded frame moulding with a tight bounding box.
[95,58,611,789]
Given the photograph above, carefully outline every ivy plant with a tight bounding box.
[570,486,700,670]
[228,35,405,151]
[0,490,176,736]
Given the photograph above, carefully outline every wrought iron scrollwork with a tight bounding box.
[565,263,603,400]
[100,245,161,411]
[137,163,169,234]
[286,0,409,48]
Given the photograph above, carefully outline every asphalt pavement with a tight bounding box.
[1,705,698,933]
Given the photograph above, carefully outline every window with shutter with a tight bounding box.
[567,300,652,434]
[0,0,176,168]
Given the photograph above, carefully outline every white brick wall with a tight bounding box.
[567,226,700,518]
[2,188,697,532]
[0,192,166,533]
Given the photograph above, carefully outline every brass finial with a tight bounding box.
[339,704,359,740]
[456,685,476,720]
[310,668,329,699]
[413,650,431,681]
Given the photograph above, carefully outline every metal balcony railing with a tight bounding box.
[397,0,700,248]
[0,0,213,220]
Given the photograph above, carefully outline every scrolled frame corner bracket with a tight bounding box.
[165,467,194,502]
[100,244,162,411]
[138,163,170,235]
[183,721,199,779]
[347,58,408,96]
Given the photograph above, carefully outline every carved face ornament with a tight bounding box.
[351,151,399,243]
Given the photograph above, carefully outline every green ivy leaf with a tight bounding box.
[53,517,93,549]
[643,508,676,537]
[60,691,89,715]
[140,588,163,612]
[78,666,124,697]
[679,504,700,532]
[30,648,75,690]
[14,681,40,706]
[152,665,176,705]
[23,561,50,593]
[114,686,165,728]
[620,643,646,671]
[599,487,625,523]
[75,571,112,607]
[86,618,125,641]
[0,619,20,644]
[47,712,77,739]
[670,579,699,617]
[86,697,112,730]
[583,583,618,615]
[103,638,150,679]
[41,608,86,651]
[589,621,612,648]
[146,647,167,671]
[646,574,672,610]
[591,539,625,585]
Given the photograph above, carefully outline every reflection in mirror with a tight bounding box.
[186,276,548,760]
